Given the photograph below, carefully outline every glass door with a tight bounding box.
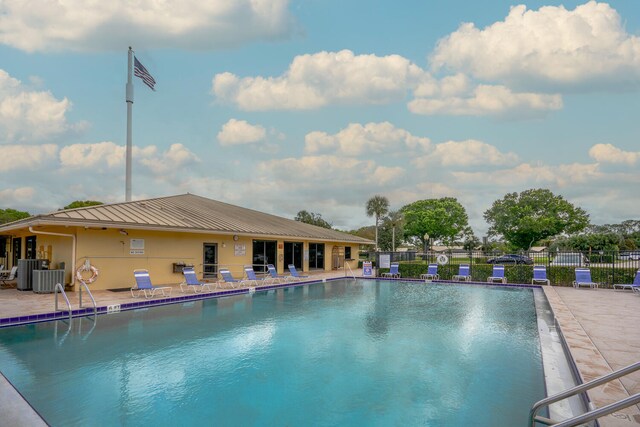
[309,243,325,270]
[203,243,217,279]
[284,242,303,270]
[252,240,277,273]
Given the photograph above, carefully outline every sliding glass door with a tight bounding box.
[284,242,303,270]
[309,243,325,270]
[253,240,277,273]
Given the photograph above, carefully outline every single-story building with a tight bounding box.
[0,194,373,291]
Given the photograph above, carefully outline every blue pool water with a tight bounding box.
[0,280,545,426]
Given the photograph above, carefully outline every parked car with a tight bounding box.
[487,254,533,265]
[550,253,590,267]
[619,251,640,261]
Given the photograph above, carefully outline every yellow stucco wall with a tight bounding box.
[6,226,361,291]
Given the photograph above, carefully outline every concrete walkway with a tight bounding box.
[1,275,639,425]
[544,286,640,426]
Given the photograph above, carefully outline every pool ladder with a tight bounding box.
[54,281,97,321]
[529,360,640,426]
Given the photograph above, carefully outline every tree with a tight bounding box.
[484,189,590,250]
[365,195,389,251]
[376,212,405,252]
[0,208,30,225]
[294,210,332,229]
[401,197,471,247]
[63,200,103,210]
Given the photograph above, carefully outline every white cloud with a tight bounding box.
[60,141,126,169]
[0,144,58,171]
[0,0,295,52]
[430,2,640,90]
[415,139,519,167]
[0,187,35,203]
[139,143,200,174]
[304,122,430,156]
[259,155,405,187]
[588,143,640,165]
[59,141,197,174]
[409,84,562,117]
[0,70,80,143]
[452,162,601,187]
[217,119,267,146]
[213,50,425,110]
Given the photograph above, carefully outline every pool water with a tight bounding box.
[0,280,545,426]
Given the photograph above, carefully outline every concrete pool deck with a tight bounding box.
[1,273,639,426]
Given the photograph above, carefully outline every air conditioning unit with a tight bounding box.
[32,270,65,294]
[16,259,44,291]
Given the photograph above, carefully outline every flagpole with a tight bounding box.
[125,47,134,202]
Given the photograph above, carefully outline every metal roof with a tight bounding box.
[0,194,373,244]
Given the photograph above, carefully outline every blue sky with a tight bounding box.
[1,0,639,236]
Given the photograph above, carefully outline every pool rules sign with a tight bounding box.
[363,261,373,277]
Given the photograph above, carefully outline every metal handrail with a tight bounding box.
[54,283,72,322]
[78,280,97,315]
[345,263,356,280]
[529,360,640,426]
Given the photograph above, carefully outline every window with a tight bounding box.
[345,246,352,260]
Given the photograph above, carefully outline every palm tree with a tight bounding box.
[388,210,404,252]
[366,195,389,251]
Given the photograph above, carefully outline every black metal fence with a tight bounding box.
[362,250,640,288]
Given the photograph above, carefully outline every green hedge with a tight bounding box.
[376,262,638,288]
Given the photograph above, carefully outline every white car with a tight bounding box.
[619,251,640,261]
[550,253,590,267]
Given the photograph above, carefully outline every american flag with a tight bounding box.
[134,56,156,91]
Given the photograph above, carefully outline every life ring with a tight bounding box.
[437,254,449,265]
[76,263,99,284]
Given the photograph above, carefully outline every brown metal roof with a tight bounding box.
[0,194,373,244]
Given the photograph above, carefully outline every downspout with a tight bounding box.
[28,227,76,289]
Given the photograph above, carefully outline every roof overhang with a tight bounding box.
[6,218,374,245]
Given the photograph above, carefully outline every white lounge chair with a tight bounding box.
[613,269,640,291]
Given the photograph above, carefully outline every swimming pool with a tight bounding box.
[0,280,545,426]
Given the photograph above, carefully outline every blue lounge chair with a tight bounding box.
[131,269,173,298]
[452,264,471,282]
[180,267,215,293]
[573,268,598,289]
[244,266,267,287]
[219,268,243,288]
[420,264,439,280]
[266,264,291,284]
[382,263,401,278]
[532,265,550,285]
[288,264,309,281]
[487,264,506,284]
[613,269,640,291]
